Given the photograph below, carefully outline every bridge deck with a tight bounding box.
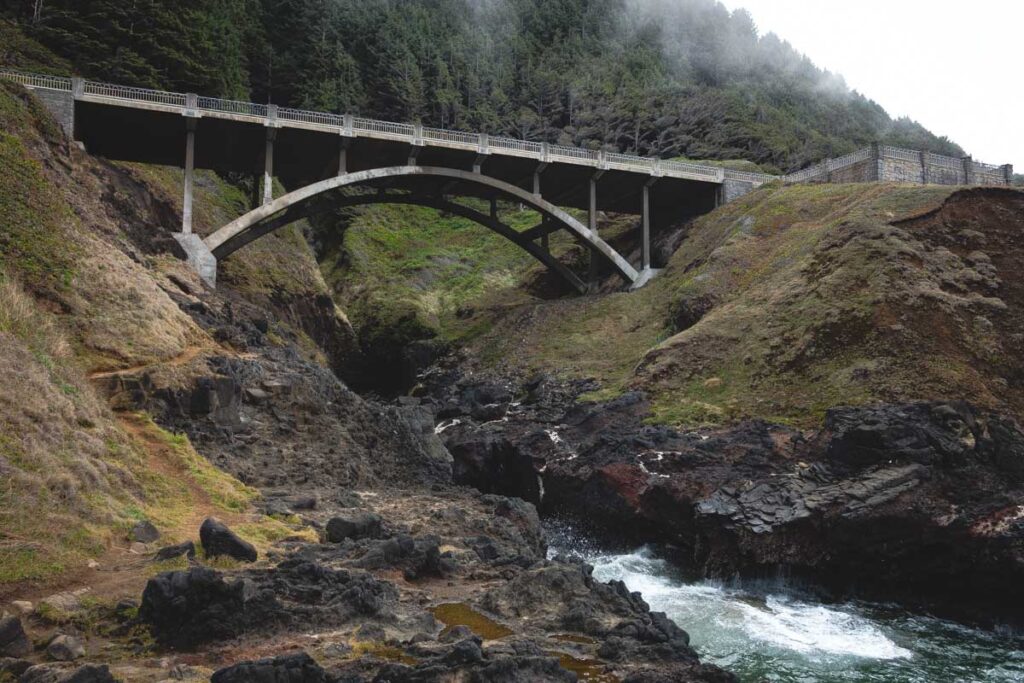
[1,70,772,216]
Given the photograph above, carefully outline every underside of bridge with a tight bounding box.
[73,100,723,292]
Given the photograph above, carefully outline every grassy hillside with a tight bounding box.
[0,80,312,589]
[452,183,1024,427]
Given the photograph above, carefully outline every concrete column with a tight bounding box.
[71,77,85,99]
[642,180,657,271]
[490,197,498,221]
[920,151,929,184]
[541,218,550,253]
[185,93,198,117]
[588,174,600,288]
[1004,164,1015,186]
[871,142,883,182]
[479,133,490,155]
[343,114,355,137]
[412,123,424,146]
[473,153,487,174]
[533,163,548,198]
[338,139,348,176]
[409,145,422,167]
[182,119,197,234]
[263,129,276,205]
[962,157,975,185]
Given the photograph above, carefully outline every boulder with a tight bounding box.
[0,657,31,678]
[139,567,251,649]
[0,615,31,658]
[354,535,453,580]
[325,511,383,542]
[211,652,327,683]
[17,663,119,683]
[10,601,33,616]
[130,520,160,543]
[139,561,399,649]
[199,518,257,563]
[47,635,85,661]
[154,540,196,562]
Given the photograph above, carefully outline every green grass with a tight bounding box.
[0,86,80,292]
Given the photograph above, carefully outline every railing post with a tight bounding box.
[412,122,424,146]
[182,118,197,234]
[1004,164,1014,186]
[71,77,85,99]
[267,104,278,127]
[540,142,550,163]
[650,158,662,177]
[479,133,490,155]
[343,114,354,137]
[185,93,198,117]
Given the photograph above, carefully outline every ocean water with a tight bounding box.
[548,538,1024,682]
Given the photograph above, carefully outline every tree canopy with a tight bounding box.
[1,0,963,172]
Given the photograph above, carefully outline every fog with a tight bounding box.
[717,0,1021,169]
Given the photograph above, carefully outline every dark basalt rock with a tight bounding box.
[454,384,1024,625]
[0,615,31,658]
[129,520,160,543]
[354,535,455,580]
[139,560,398,649]
[211,652,327,683]
[199,517,257,563]
[326,511,384,543]
[139,567,251,648]
[0,657,31,679]
[154,540,196,562]
[17,664,119,683]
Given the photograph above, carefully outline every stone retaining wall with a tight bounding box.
[788,144,1013,188]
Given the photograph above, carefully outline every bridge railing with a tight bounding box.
[352,116,416,140]
[0,68,784,188]
[0,70,71,91]
[423,127,480,149]
[84,81,187,107]
[200,96,268,118]
[279,106,342,128]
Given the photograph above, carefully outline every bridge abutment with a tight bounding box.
[174,232,217,287]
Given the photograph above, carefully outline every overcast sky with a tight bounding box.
[717,0,1021,171]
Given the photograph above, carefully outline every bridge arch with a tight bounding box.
[203,166,640,292]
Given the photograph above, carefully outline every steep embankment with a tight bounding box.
[0,75,738,682]
[430,182,1024,625]
[453,183,1024,428]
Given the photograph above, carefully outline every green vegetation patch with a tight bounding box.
[0,86,80,292]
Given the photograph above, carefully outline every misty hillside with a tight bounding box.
[2,0,961,172]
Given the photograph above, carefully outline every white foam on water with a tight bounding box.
[586,548,911,664]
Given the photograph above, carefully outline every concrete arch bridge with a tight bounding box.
[3,70,776,292]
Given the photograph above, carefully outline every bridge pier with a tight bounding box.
[263,128,276,205]
[588,170,605,291]
[642,179,657,271]
[338,137,351,176]
[182,118,197,233]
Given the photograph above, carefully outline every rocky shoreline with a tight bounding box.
[432,373,1024,629]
